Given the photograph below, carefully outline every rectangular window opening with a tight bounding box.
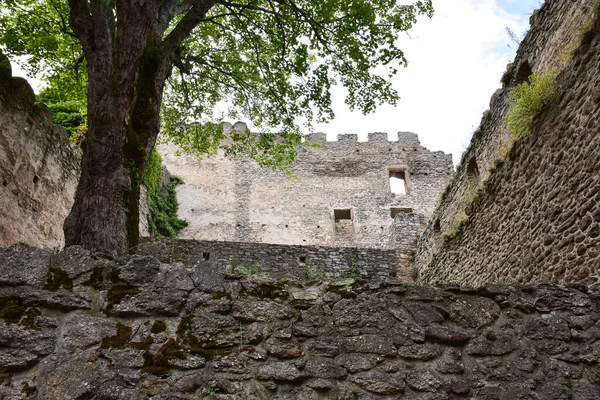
[389,169,407,195]
[334,209,352,222]
[202,252,210,261]
[299,256,307,264]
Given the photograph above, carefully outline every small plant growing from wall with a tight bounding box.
[504,70,557,139]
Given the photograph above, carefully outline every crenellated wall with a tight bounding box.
[1,243,599,399]
[159,129,452,250]
[415,0,600,287]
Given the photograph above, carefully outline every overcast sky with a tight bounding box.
[11,0,541,165]
[315,0,541,164]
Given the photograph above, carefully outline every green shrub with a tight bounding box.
[504,71,557,139]
[143,149,187,237]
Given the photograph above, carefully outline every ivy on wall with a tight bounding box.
[142,149,187,237]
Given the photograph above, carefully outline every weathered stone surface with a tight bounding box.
[350,371,405,394]
[60,313,116,351]
[0,244,51,287]
[0,243,599,399]
[304,357,347,379]
[257,362,304,382]
[416,0,600,289]
[0,348,38,372]
[0,67,80,250]
[343,335,397,356]
[334,353,373,373]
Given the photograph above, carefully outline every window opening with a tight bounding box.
[299,256,307,264]
[433,219,441,233]
[466,158,480,184]
[389,169,407,195]
[202,252,210,261]
[334,209,352,221]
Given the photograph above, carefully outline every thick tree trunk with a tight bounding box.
[64,52,169,255]
[63,99,138,254]
[64,0,215,254]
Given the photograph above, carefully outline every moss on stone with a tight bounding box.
[0,297,25,325]
[83,266,105,288]
[20,382,36,396]
[101,322,153,350]
[101,323,133,349]
[151,320,167,334]
[105,285,141,313]
[211,291,232,300]
[242,280,288,299]
[0,297,42,330]
[20,308,41,330]
[43,267,73,291]
[108,268,121,283]
[140,338,186,376]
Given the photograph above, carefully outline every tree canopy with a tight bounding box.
[0,0,433,254]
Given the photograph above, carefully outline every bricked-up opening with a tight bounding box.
[202,252,210,261]
[391,207,413,218]
[389,168,407,195]
[466,158,480,184]
[334,209,352,221]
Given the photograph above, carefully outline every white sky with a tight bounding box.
[314,0,541,164]
[11,0,541,165]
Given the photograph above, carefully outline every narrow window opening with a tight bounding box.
[334,209,352,221]
[299,256,307,264]
[433,219,441,233]
[514,61,532,85]
[466,158,480,184]
[202,252,210,261]
[389,169,407,195]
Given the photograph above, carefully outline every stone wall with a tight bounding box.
[136,237,415,284]
[0,53,81,249]
[414,0,600,286]
[159,130,452,249]
[1,243,600,399]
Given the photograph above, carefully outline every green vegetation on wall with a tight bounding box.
[37,85,87,145]
[142,149,187,237]
[504,71,557,139]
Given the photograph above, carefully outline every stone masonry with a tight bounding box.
[415,0,600,287]
[0,52,81,250]
[1,244,600,399]
[159,130,453,250]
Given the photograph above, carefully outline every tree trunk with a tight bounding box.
[64,0,214,254]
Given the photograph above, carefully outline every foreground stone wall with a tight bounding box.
[160,130,452,249]
[415,0,600,286]
[1,243,600,399]
[0,53,81,249]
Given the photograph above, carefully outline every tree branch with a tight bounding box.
[163,0,218,52]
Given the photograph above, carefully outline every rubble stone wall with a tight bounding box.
[159,131,452,249]
[415,0,600,287]
[0,54,81,249]
[136,237,415,284]
[1,244,600,399]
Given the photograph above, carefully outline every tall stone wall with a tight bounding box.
[415,0,600,286]
[159,130,452,249]
[1,244,600,399]
[0,53,81,250]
